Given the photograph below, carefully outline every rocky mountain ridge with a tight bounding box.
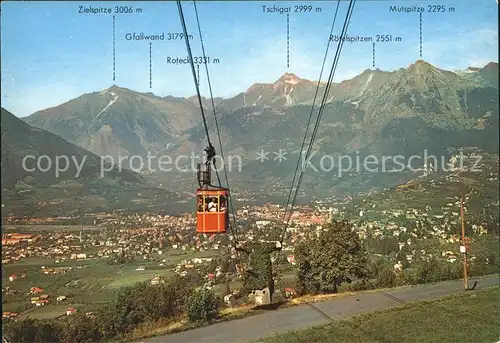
[19,60,499,196]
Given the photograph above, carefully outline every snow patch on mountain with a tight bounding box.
[253,94,263,106]
[358,73,373,98]
[347,73,374,106]
[96,92,119,119]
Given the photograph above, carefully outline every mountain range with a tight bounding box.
[2,60,499,214]
[1,108,183,217]
[23,60,499,156]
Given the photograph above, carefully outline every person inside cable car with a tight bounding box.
[220,196,227,212]
[197,196,204,212]
[208,198,218,212]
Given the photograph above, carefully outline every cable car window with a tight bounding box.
[207,196,219,212]
[197,195,205,212]
[219,195,227,212]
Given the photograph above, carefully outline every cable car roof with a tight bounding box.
[197,184,229,192]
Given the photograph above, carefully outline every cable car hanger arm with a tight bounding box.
[204,144,216,165]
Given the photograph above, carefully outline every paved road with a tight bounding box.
[141,275,499,343]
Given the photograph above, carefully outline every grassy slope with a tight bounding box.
[1,250,219,318]
[257,286,500,343]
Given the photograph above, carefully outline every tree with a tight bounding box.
[96,275,194,338]
[107,252,135,265]
[367,256,398,288]
[186,288,221,322]
[294,220,369,294]
[241,242,277,298]
[396,243,412,269]
[3,318,61,343]
[185,269,203,286]
[59,314,101,343]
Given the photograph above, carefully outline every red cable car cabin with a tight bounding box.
[196,184,229,234]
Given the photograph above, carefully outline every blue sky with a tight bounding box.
[1,0,498,117]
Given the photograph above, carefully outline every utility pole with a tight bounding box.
[460,197,469,290]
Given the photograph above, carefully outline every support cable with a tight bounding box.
[281,0,341,231]
[177,1,213,150]
[280,0,356,244]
